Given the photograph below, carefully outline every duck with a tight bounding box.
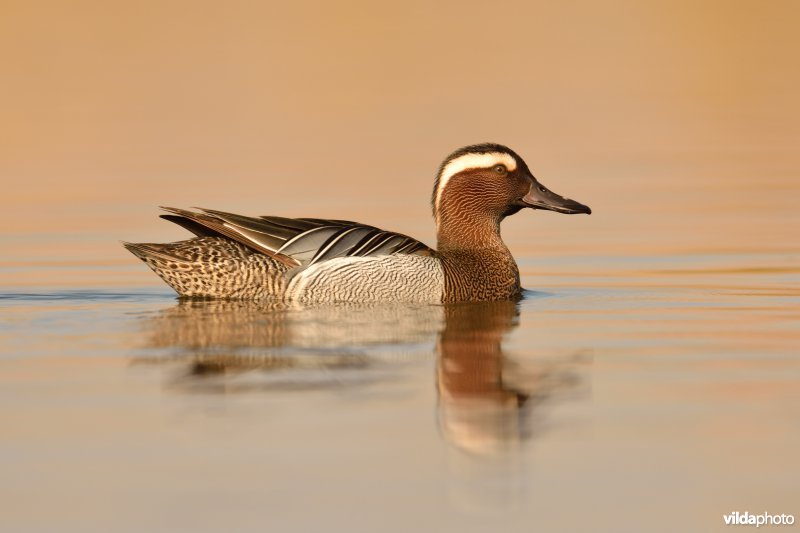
[123,143,591,303]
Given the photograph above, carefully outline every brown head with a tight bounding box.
[432,143,591,250]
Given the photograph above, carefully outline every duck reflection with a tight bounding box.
[436,301,586,454]
[135,298,584,450]
[437,301,529,454]
[137,299,443,388]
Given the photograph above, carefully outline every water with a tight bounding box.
[2,248,798,532]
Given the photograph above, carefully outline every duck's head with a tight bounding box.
[432,143,591,228]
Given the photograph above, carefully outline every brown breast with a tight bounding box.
[438,248,521,302]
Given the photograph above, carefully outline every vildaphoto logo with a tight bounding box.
[723,511,795,527]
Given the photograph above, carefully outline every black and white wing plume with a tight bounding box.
[159,207,432,268]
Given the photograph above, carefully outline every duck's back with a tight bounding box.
[124,208,442,303]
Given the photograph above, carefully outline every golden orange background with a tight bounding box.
[1,0,798,284]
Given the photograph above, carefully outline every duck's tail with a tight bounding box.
[122,237,289,298]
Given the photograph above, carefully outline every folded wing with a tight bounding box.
[159,207,433,268]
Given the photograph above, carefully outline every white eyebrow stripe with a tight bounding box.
[434,152,517,221]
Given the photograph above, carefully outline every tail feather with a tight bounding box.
[122,241,185,263]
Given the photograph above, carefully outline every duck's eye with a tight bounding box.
[493,164,507,175]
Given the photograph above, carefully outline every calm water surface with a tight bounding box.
[1,249,798,532]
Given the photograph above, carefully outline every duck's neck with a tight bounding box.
[436,207,507,252]
[435,208,521,302]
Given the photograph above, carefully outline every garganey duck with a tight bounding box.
[124,143,591,302]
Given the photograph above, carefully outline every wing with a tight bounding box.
[159,207,433,268]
